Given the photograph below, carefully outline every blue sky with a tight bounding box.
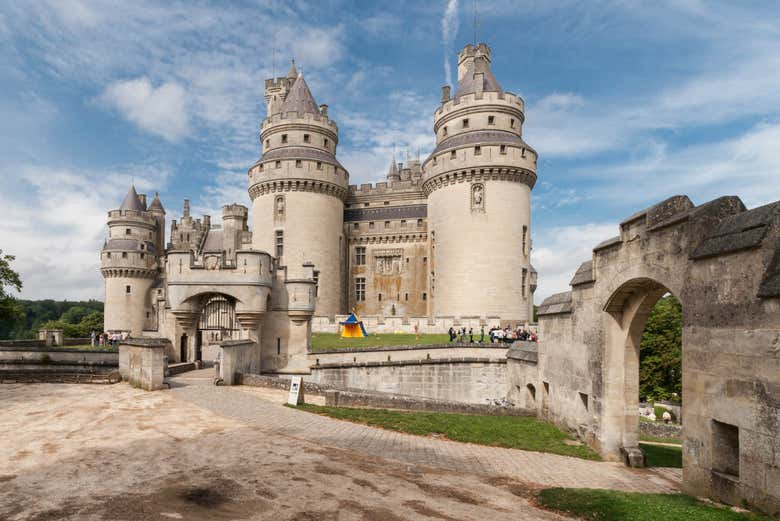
[1,0,779,302]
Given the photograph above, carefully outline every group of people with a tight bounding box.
[90,330,125,348]
[447,326,538,344]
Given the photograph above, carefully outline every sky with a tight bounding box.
[1,0,779,303]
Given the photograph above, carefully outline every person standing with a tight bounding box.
[90,330,96,348]
[448,326,455,342]
[468,327,474,343]
[480,325,485,344]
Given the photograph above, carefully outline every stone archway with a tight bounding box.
[601,278,675,466]
[529,194,780,512]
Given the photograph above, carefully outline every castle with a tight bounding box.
[101,43,538,372]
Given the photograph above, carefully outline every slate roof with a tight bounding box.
[387,157,400,179]
[454,55,502,98]
[148,192,165,212]
[570,260,595,287]
[119,185,145,212]
[280,75,319,115]
[201,228,224,252]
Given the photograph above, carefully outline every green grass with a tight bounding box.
[640,433,682,444]
[289,403,600,460]
[311,332,494,351]
[537,488,772,520]
[641,442,682,468]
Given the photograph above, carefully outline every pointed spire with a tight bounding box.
[280,75,319,115]
[119,185,144,212]
[387,155,400,180]
[148,192,165,213]
[287,58,298,79]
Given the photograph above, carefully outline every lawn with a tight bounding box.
[640,442,682,468]
[640,433,682,444]
[537,488,772,520]
[290,403,600,460]
[311,332,493,351]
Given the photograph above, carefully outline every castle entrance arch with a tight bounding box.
[196,294,239,362]
[601,278,676,466]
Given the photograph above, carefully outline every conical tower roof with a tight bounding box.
[454,55,502,98]
[119,185,145,212]
[387,156,400,180]
[148,192,165,213]
[287,59,298,79]
[280,75,319,115]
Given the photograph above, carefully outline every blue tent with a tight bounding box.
[339,312,368,337]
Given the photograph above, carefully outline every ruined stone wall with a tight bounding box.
[528,195,780,514]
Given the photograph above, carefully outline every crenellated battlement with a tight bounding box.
[436,90,524,119]
[107,209,157,226]
[261,111,338,133]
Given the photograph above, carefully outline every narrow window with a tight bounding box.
[522,225,528,254]
[378,293,382,302]
[527,384,536,401]
[140,244,144,250]
[423,257,427,263]
[488,115,495,125]
[712,420,740,477]
[140,253,145,259]
[384,221,390,229]
[522,268,528,297]
[324,138,329,147]
[125,285,131,294]
[383,201,389,205]
[265,139,270,148]
[281,134,288,143]
[417,219,423,227]
[369,222,375,230]
[404,293,408,301]
[277,338,281,355]
[500,144,507,154]
[122,252,128,259]
[543,381,550,394]
[364,202,369,207]
[474,145,481,155]
[522,147,526,158]
[450,150,456,159]
[400,219,407,227]
[313,270,320,297]
[125,228,131,235]
[355,246,366,265]
[303,133,310,143]
[146,312,150,319]
[275,230,284,257]
[275,160,281,168]
[316,161,322,170]
[355,278,366,302]
[106,252,111,258]
[353,222,359,230]
[295,159,302,168]
[510,118,515,128]
[462,118,469,128]
[422,292,427,301]
[579,392,589,411]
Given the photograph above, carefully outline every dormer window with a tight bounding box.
[500,145,507,154]
[488,115,495,125]
[303,134,310,143]
[316,161,322,170]
[462,118,469,128]
[281,134,288,143]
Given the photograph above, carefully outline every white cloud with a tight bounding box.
[532,222,617,302]
[100,77,189,141]
[441,0,459,86]
[0,165,170,300]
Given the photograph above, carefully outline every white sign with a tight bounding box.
[287,376,304,405]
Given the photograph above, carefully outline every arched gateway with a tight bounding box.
[516,195,780,513]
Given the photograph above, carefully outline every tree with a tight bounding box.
[78,311,104,336]
[0,250,23,324]
[61,306,92,324]
[639,295,682,402]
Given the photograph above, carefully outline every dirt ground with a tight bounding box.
[0,382,570,521]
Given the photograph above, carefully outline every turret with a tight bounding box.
[249,64,349,317]
[101,185,159,335]
[423,43,537,323]
[147,192,166,258]
[386,156,400,184]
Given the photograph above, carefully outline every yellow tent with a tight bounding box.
[340,311,368,338]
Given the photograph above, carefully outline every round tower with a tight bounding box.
[249,61,348,316]
[422,43,538,324]
[101,185,159,335]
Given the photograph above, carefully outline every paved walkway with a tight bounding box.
[168,371,681,494]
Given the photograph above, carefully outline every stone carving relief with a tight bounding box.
[471,183,485,212]
[374,249,403,275]
[274,195,285,222]
[205,255,220,271]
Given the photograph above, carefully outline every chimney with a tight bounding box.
[319,104,328,117]
[183,199,190,218]
[441,85,451,103]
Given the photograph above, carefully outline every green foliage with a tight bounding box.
[0,300,104,339]
[639,295,682,401]
[0,250,23,325]
[291,403,600,460]
[640,442,682,468]
[537,488,772,520]
[60,306,92,324]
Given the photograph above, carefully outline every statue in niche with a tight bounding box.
[472,183,484,210]
[205,256,219,270]
[275,196,285,219]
